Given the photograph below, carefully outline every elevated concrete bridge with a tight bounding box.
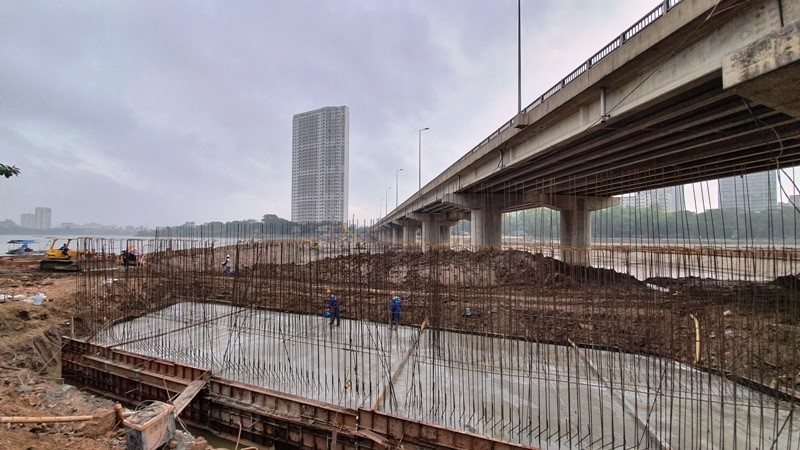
[377,0,800,264]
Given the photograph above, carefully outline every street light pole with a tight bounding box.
[418,127,429,190]
[385,187,391,216]
[395,168,403,208]
[518,0,522,113]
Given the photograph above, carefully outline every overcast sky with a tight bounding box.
[2,1,683,228]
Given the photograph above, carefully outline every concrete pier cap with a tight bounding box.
[528,194,620,267]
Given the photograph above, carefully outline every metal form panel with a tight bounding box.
[63,338,536,450]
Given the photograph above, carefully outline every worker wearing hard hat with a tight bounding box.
[327,289,340,326]
[222,255,232,277]
[390,292,402,328]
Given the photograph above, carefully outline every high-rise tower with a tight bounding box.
[34,207,51,230]
[718,170,777,212]
[291,106,349,223]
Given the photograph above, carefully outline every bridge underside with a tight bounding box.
[382,2,800,257]
[415,72,800,216]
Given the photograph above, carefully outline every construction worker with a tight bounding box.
[327,290,340,326]
[390,292,402,328]
[222,255,232,277]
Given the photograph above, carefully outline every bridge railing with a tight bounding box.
[433,0,683,197]
[530,0,681,114]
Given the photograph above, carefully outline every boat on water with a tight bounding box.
[5,240,46,256]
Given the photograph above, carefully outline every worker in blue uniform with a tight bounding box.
[390,292,402,328]
[327,290,340,326]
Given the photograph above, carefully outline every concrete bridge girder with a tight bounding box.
[723,20,800,119]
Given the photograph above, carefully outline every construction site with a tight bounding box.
[52,192,800,449]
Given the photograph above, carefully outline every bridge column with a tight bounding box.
[420,218,441,251]
[560,207,592,266]
[522,193,619,266]
[440,194,507,249]
[402,223,419,250]
[391,226,402,247]
[438,222,453,247]
[408,214,463,252]
[471,201,502,248]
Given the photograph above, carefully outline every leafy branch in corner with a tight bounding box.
[0,164,20,178]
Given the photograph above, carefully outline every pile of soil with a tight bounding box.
[0,265,121,449]
[0,263,237,450]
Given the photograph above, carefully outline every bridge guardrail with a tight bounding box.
[434,0,683,198]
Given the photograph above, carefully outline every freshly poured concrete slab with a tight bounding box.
[93,301,800,449]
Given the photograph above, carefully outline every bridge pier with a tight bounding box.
[439,222,453,246]
[401,222,419,250]
[471,205,502,248]
[408,213,465,252]
[440,194,507,248]
[523,194,619,266]
[560,207,592,267]
[391,225,402,248]
[442,192,617,265]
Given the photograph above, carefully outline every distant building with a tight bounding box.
[34,207,51,230]
[20,213,35,229]
[291,106,349,223]
[718,170,777,212]
[0,219,17,231]
[619,186,686,213]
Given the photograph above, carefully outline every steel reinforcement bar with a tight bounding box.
[62,338,536,450]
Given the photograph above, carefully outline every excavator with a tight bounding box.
[339,224,366,251]
[39,238,115,272]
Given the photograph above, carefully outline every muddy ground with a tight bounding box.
[89,247,800,397]
[5,247,798,449]
[0,260,233,450]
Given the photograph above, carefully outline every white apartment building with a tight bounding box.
[20,213,35,229]
[291,106,349,223]
[34,207,51,230]
[718,170,777,212]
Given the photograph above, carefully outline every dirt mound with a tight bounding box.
[300,248,647,290]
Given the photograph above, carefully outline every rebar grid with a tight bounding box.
[73,178,800,449]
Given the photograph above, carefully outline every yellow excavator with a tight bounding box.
[39,238,115,272]
[340,224,366,250]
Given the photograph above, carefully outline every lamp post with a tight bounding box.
[385,187,391,216]
[395,168,403,208]
[418,127,429,190]
[518,0,522,113]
